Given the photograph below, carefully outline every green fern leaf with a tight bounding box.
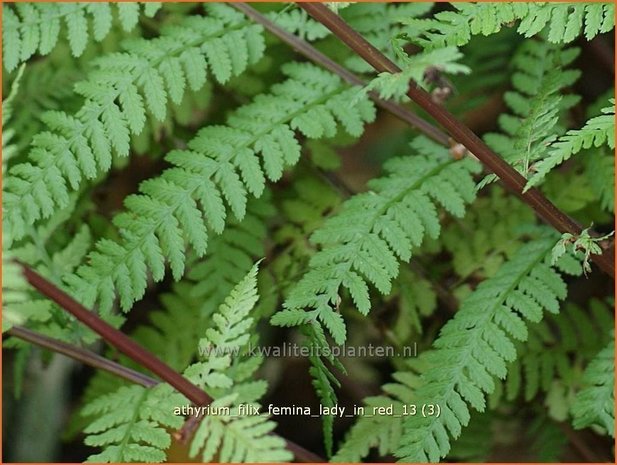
[64,62,374,315]
[184,263,292,463]
[395,235,580,462]
[4,5,265,244]
[2,3,162,71]
[82,384,185,463]
[481,40,580,188]
[571,335,615,437]
[527,99,615,189]
[403,3,614,50]
[333,361,424,462]
[272,136,480,343]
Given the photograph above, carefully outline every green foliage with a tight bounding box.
[440,187,535,285]
[364,47,470,100]
[4,4,265,244]
[2,3,161,72]
[571,335,615,437]
[403,3,614,49]
[63,62,374,316]
[482,40,580,187]
[396,236,582,462]
[528,99,616,189]
[332,359,424,462]
[82,384,185,463]
[496,298,613,419]
[187,196,273,321]
[2,66,52,333]
[272,137,480,344]
[4,3,614,463]
[184,263,293,463]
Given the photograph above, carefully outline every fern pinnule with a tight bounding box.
[187,196,273,319]
[65,62,374,315]
[395,235,582,462]
[4,5,265,244]
[2,3,162,72]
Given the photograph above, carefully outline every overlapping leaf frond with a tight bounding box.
[272,136,480,344]
[4,4,265,245]
[2,2,162,71]
[403,3,614,49]
[395,236,582,462]
[64,62,374,315]
[271,137,479,456]
[481,40,580,187]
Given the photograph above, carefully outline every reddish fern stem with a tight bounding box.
[18,263,324,463]
[298,3,615,278]
[7,325,158,387]
[230,2,450,146]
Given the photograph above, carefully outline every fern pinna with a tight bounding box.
[273,136,480,343]
[3,2,615,463]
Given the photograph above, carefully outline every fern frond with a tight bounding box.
[2,3,161,72]
[585,146,614,213]
[82,384,185,463]
[189,394,292,463]
[404,3,614,49]
[4,5,265,244]
[184,263,292,463]
[527,99,615,189]
[571,335,615,437]
[64,62,374,315]
[395,235,581,462]
[481,40,580,187]
[272,136,480,344]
